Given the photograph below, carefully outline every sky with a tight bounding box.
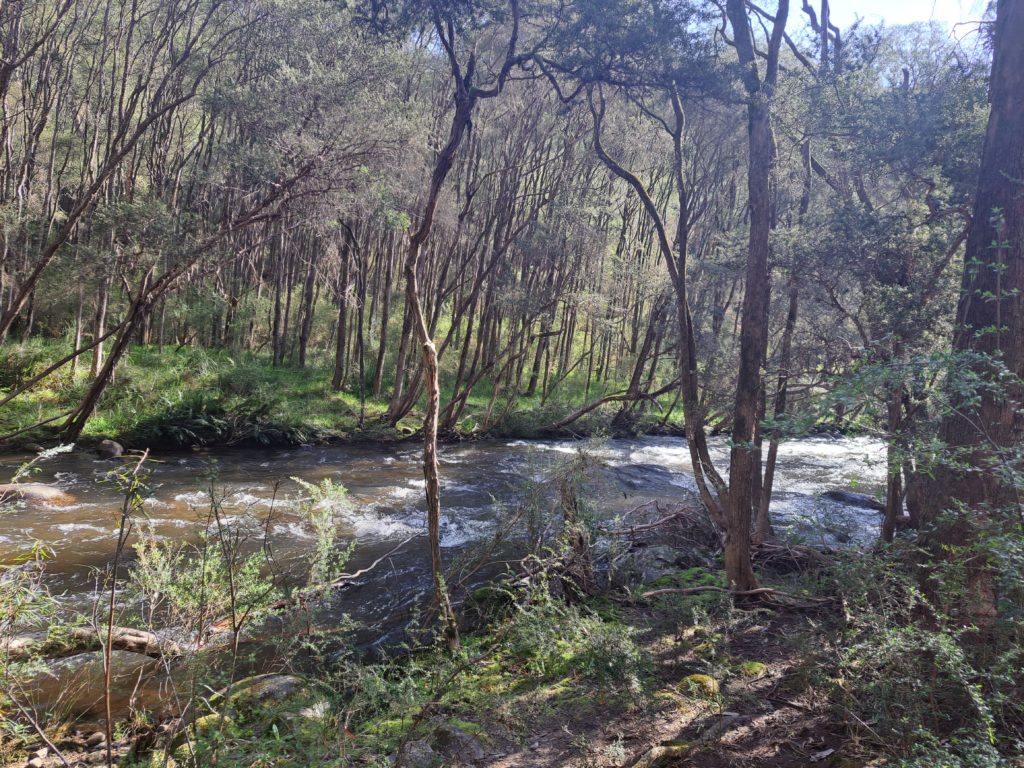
[826,0,987,30]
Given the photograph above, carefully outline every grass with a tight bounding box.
[0,338,685,449]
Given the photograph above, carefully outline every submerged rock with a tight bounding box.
[611,463,686,494]
[0,482,75,506]
[821,489,884,512]
[97,439,124,459]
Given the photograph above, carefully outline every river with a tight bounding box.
[0,435,886,719]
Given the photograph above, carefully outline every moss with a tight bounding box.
[680,674,719,696]
[738,661,767,678]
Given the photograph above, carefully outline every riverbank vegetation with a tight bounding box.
[2,0,1024,764]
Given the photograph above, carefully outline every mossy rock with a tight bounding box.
[208,674,312,718]
[738,660,767,678]
[464,585,515,627]
[650,567,724,590]
[680,674,719,696]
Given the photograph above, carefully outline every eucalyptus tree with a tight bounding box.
[355,0,566,650]
[537,0,799,594]
[789,21,987,541]
[924,0,1024,618]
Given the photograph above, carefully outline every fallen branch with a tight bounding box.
[600,509,696,536]
[640,585,832,607]
[641,586,778,599]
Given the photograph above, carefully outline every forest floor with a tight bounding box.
[2,594,867,768]
[472,610,850,768]
[413,597,863,768]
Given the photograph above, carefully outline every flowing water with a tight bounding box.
[0,435,886,720]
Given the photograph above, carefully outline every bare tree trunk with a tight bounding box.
[723,0,788,593]
[332,241,351,391]
[755,281,798,544]
[90,274,110,379]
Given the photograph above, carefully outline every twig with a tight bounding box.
[600,510,695,536]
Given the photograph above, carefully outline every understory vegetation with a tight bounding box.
[0,340,684,448]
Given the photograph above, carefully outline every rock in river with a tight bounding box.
[821,489,884,512]
[97,439,124,459]
[0,482,75,506]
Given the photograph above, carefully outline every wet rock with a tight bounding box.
[97,439,124,459]
[0,482,75,506]
[431,723,486,764]
[21,442,45,453]
[821,490,884,512]
[392,739,438,768]
[86,731,106,748]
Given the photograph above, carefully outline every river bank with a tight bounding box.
[1,341,699,454]
[2,525,1013,768]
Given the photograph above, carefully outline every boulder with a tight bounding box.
[392,739,438,768]
[97,439,124,459]
[0,482,75,506]
[211,674,307,710]
[631,544,687,583]
[822,490,885,512]
[431,723,486,764]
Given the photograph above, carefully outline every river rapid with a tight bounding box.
[0,435,886,719]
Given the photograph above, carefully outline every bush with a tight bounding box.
[502,592,644,693]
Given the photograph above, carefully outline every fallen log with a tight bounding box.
[4,626,182,662]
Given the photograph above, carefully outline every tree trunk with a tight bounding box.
[924,0,1024,621]
[723,0,788,593]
